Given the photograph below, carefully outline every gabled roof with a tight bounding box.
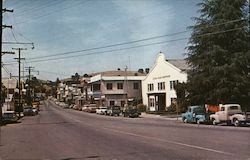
[166,59,191,71]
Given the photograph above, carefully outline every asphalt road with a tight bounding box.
[0,100,249,160]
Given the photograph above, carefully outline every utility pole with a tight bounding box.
[25,66,35,105]
[125,66,128,108]
[13,48,26,116]
[1,2,14,147]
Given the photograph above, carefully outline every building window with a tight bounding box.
[106,83,113,90]
[149,98,155,107]
[158,82,165,90]
[117,83,123,89]
[133,82,139,90]
[170,80,179,90]
[147,83,154,91]
[121,101,125,107]
[110,101,115,106]
[93,84,100,91]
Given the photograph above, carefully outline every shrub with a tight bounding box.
[136,103,146,112]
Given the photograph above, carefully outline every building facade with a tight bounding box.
[89,71,146,107]
[142,52,190,111]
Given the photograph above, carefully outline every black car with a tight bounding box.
[2,111,18,124]
[23,106,35,116]
[123,108,140,118]
[106,106,121,116]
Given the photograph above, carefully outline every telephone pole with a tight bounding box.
[25,66,36,105]
[1,2,13,126]
[13,48,26,116]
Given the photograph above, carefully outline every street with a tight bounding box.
[0,100,249,160]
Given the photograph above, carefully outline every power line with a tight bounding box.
[13,0,89,25]
[4,26,245,65]
[14,0,62,16]
[29,31,190,60]
[20,18,247,61]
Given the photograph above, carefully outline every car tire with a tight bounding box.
[196,119,201,124]
[183,118,187,123]
[233,119,240,127]
[212,119,217,125]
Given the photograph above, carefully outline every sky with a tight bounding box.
[2,0,201,81]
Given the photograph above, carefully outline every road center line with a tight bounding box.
[104,127,234,156]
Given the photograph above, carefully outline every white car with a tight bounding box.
[96,107,107,115]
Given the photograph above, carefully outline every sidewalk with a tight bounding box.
[140,112,182,121]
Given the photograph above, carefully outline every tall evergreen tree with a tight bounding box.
[186,0,250,110]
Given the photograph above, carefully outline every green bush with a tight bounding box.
[136,103,146,112]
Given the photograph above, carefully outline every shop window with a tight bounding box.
[170,80,179,90]
[149,98,155,107]
[147,83,154,91]
[158,82,165,90]
[110,101,115,106]
[117,83,123,89]
[107,83,113,90]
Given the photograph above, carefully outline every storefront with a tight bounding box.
[142,52,190,111]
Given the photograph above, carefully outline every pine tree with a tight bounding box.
[186,0,250,110]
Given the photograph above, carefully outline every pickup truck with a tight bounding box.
[210,104,250,126]
[182,105,208,124]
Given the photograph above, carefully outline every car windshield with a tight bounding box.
[193,107,205,114]
[3,113,15,117]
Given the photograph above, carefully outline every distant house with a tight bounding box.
[89,70,146,107]
[2,78,18,112]
[142,52,190,111]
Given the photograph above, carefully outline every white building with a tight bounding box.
[142,52,190,111]
[89,71,146,107]
[2,78,18,112]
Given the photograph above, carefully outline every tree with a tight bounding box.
[174,82,189,112]
[187,0,250,110]
[138,68,144,73]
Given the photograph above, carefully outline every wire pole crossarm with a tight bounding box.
[1,51,15,55]
[2,8,13,13]
[2,42,34,45]
[2,25,12,29]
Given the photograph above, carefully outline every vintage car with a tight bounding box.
[106,106,121,116]
[210,104,250,126]
[96,107,108,115]
[23,106,36,116]
[2,111,18,124]
[182,105,208,124]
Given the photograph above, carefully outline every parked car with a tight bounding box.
[82,105,89,112]
[123,108,140,118]
[23,106,35,116]
[182,105,208,124]
[2,111,18,124]
[62,103,69,109]
[106,106,121,116]
[32,107,38,115]
[96,107,108,115]
[69,104,75,109]
[210,104,250,126]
